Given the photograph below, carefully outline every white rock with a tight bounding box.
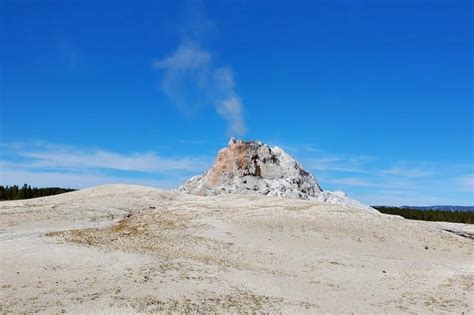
[178,139,375,212]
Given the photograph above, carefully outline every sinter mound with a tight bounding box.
[178,138,371,210]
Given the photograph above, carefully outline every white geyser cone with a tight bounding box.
[178,138,375,211]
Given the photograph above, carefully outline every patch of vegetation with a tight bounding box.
[373,206,474,224]
[0,184,76,201]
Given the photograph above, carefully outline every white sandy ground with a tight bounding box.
[0,184,472,314]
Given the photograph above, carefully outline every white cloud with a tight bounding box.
[216,95,245,136]
[356,190,444,207]
[18,148,208,173]
[322,177,377,187]
[154,42,211,70]
[0,169,183,189]
[0,142,211,189]
[303,145,321,153]
[153,7,246,136]
[308,156,370,173]
[295,144,473,205]
[381,166,433,178]
[459,175,474,192]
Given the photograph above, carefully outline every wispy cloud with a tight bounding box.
[307,156,370,173]
[154,3,245,136]
[154,42,211,71]
[302,145,321,153]
[19,148,207,173]
[381,165,434,178]
[458,175,474,192]
[0,168,184,190]
[0,142,211,189]
[321,177,378,187]
[357,190,444,207]
[283,143,473,205]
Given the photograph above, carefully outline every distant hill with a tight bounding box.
[400,206,474,212]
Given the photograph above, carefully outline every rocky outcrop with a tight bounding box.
[178,138,374,211]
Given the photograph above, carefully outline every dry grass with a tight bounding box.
[124,289,286,313]
[48,208,267,271]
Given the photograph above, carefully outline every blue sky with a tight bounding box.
[0,0,472,205]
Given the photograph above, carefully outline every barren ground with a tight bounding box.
[1,184,473,314]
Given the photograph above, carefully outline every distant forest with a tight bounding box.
[0,184,76,201]
[373,206,474,224]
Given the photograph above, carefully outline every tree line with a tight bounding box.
[373,206,474,224]
[0,184,76,201]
